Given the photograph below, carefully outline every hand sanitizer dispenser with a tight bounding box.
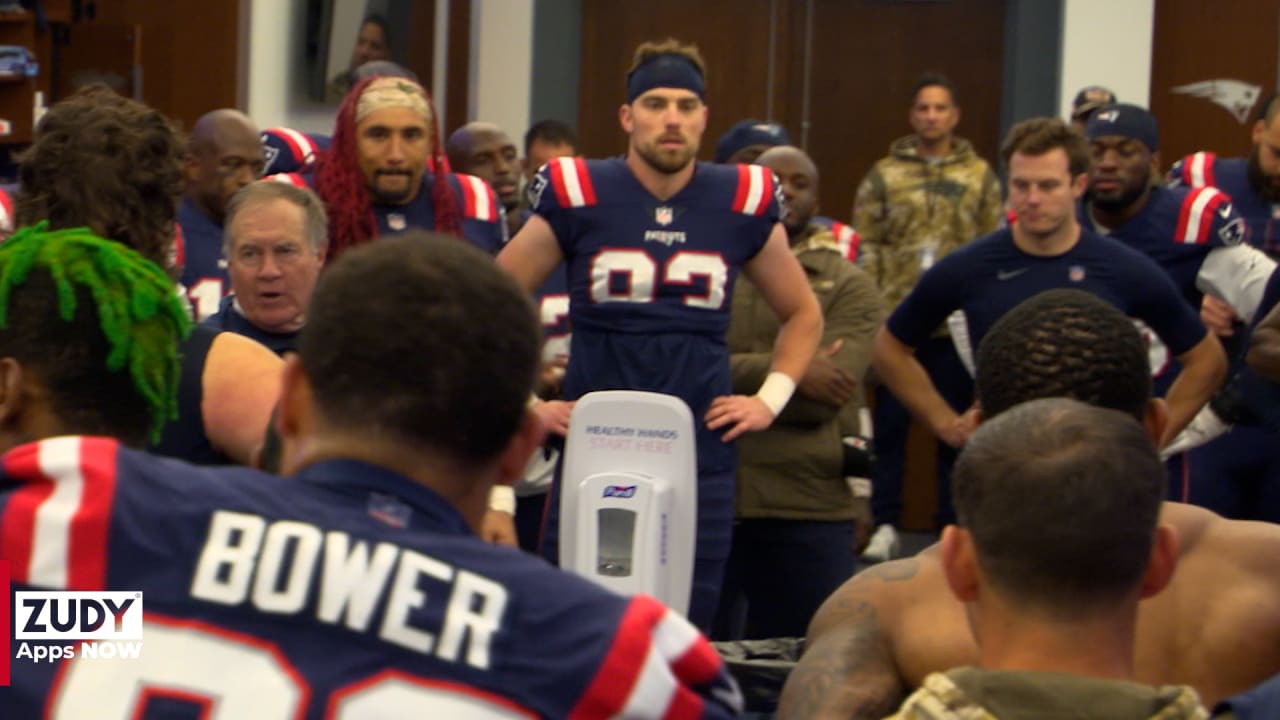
[559,391,697,617]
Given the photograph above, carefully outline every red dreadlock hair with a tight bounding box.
[314,76,462,260]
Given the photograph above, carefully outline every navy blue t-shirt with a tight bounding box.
[887,228,1207,364]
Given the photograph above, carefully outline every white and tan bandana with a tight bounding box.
[356,77,431,124]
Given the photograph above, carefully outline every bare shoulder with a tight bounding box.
[1149,501,1280,703]
[202,332,283,464]
[778,556,936,720]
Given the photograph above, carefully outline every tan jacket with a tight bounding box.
[854,135,1002,313]
[887,668,1209,720]
[727,227,883,520]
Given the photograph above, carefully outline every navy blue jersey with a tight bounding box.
[202,295,299,356]
[176,198,229,322]
[272,171,507,254]
[532,157,778,474]
[0,437,741,719]
[261,128,330,176]
[888,228,1207,362]
[535,264,571,364]
[1171,152,1280,255]
[1080,185,1245,308]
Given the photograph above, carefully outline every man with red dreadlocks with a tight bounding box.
[272,76,505,258]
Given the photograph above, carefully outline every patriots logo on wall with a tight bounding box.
[1171,79,1261,124]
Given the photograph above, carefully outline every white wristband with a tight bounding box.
[755,371,797,417]
[488,485,516,514]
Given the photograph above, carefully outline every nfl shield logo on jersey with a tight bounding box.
[387,213,407,231]
[655,206,674,226]
[1069,265,1086,282]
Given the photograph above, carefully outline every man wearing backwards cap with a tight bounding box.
[279,76,505,260]
[1079,103,1277,518]
[496,37,822,631]
[1068,84,1117,132]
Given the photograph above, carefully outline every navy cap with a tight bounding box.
[713,120,791,163]
[1085,103,1158,152]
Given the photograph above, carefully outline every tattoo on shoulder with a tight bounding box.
[779,599,903,720]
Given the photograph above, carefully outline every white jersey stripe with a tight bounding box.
[276,127,317,163]
[619,643,680,719]
[1182,189,1216,245]
[466,175,493,220]
[29,437,85,588]
[559,158,587,207]
[1190,152,1208,187]
[743,165,765,215]
[653,609,700,661]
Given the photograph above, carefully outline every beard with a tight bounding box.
[1091,169,1151,214]
[367,170,417,205]
[635,140,696,175]
[1248,146,1280,203]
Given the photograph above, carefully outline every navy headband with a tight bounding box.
[626,54,705,103]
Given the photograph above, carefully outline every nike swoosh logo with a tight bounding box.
[997,268,1028,280]
[1218,203,1232,219]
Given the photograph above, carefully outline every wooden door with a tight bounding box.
[53,23,140,102]
[1150,0,1280,165]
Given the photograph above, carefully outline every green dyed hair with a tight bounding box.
[0,223,191,442]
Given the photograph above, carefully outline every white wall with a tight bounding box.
[1059,0,1155,116]
[245,0,334,134]
[469,0,534,142]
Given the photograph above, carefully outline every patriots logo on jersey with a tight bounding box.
[528,172,548,210]
[1219,216,1246,245]
[262,144,280,173]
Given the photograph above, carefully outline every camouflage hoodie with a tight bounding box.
[853,135,1002,313]
[887,668,1209,720]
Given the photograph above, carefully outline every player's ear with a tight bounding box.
[1149,150,1162,176]
[1254,119,1267,144]
[1139,524,1179,599]
[1143,398,1169,447]
[274,355,311,449]
[495,408,547,487]
[940,525,979,603]
[619,104,633,133]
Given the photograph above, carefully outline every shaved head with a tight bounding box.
[446,122,520,210]
[755,145,820,237]
[185,109,264,222]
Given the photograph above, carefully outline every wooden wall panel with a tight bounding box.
[801,0,1006,223]
[86,0,240,130]
[1150,0,1280,166]
[577,0,782,160]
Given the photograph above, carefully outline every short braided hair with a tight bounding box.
[0,224,191,444]
[976,289,1151,421]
